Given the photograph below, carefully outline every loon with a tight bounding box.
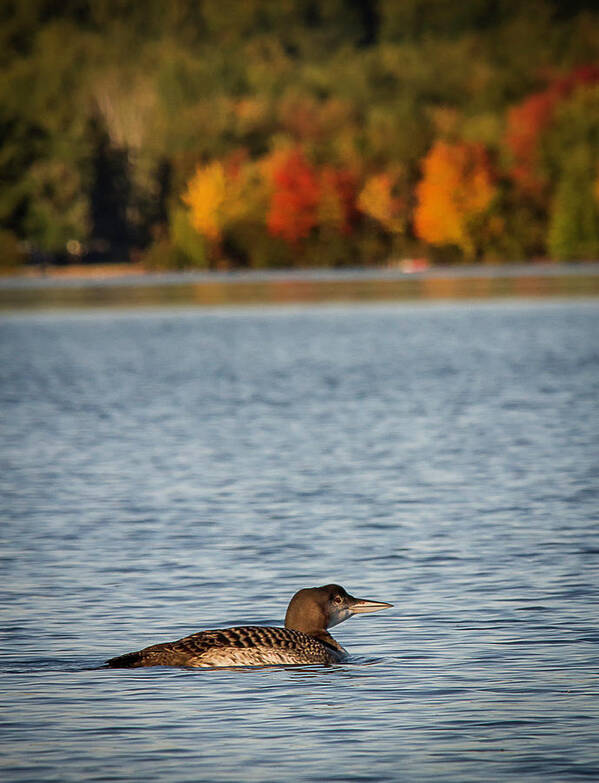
[105,584,392,668]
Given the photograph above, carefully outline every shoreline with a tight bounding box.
[1,261,598,309]
[2,260,599,288]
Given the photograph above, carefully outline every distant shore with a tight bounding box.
[4,260,599,285]
[1,261,598,309]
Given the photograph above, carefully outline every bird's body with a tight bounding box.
[106,625,344,668]
[105,584,391,669]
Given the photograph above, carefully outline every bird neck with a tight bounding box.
[306,629,345,652]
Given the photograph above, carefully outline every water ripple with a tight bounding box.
[1,301,598,782]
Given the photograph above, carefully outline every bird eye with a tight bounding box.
[333,595,342,604]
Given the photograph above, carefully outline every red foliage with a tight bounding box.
[553,64,599,96]
[506,92,556,193]
[505,64,599,194]
[267,148,321,243]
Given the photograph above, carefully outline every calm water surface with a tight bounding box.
[1,300,598,782]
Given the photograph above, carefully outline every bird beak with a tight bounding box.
[349,597,393,615]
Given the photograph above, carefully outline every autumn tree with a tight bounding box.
[414,141,495,259]
[505,65,599,196]
[266,148,321,244]
[357,172,404,234]
[182,161,227,241]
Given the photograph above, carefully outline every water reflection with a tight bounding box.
[0,267,598,309]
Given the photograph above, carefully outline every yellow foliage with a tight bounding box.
[357,173,403,233]
[182,162,227,240]
[182,156,268,242]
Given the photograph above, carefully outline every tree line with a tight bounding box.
[1,0,598,271]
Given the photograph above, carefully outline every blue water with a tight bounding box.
[1,300,598,782]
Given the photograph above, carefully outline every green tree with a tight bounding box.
[548,156,599,260]
[545,85,599,259]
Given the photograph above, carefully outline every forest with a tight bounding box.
[1,0,599,271]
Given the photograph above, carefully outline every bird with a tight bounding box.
[104,584,392,668]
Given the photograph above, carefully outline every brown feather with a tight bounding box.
[105,626,344,668]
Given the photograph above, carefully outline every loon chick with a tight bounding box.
[105,584,392,668]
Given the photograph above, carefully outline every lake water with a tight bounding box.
[1,300,598,782]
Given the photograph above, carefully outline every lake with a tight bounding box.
[1,300,598,782]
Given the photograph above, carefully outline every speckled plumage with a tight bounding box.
[105,584,392,669]
[106,626,344,668]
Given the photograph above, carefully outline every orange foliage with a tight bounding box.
[414,141,495,257]
[266,148,321,243]
[358,173,404,233]
[505,65,599,194]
